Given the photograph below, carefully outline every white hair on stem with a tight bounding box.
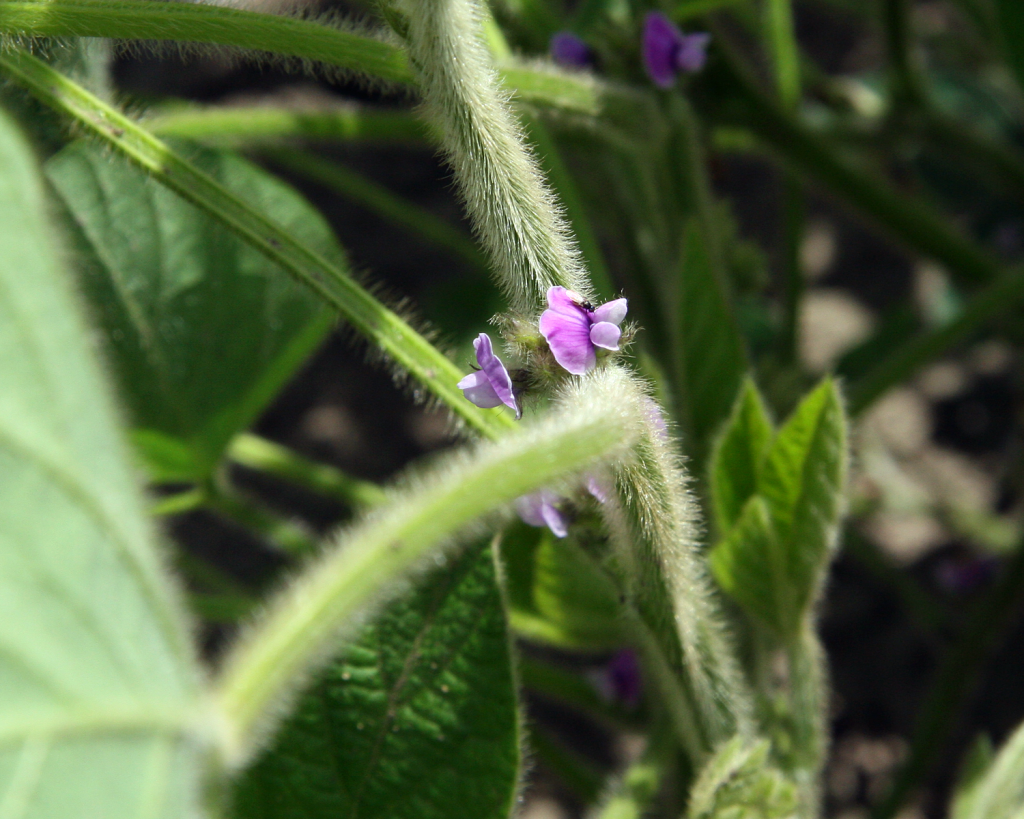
[396,0,592,314]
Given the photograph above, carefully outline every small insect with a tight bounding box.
[565,290,595,311]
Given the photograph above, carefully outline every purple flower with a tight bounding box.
[590,648,643,708]
[642,12,710,88]
[551,31,592,68]
[643,396,669,440]
[516,490,569,538]
[457,333,520,417]
[539,287,628,375]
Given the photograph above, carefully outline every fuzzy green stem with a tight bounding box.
[397,0,590,312]
[0,49,513,439]
[146,104,429,147]
[266,147,488,273]
[227,433,386,509]
[215,369,644,766]
[784,625,828,818]
[0,0,415,82]
[204,474,318,554]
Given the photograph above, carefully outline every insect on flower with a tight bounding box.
[539,286,628,375]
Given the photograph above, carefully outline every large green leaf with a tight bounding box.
[708,378,773,537]
[994,0,1024,96]
[0,109,204,815]
[711,380,846,637]
[231,541,521,819]
[46,140,336,481]
[675,219,748,469]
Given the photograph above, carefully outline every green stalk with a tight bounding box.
[710,47,1004,288]
[266,147,489,273]
[203,474,318,554]
[784,625,828,818]
[146,104,429,147]
[0,0,415,82]
[880,0,924,105]
[0,50,514,439]
[215,367,644,766]
[228,433,386,508]
[847,270,1024,414]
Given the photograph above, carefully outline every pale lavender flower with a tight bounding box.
[457,333,520,417]
[643,396,669,440]
[586,473,611,504]
[516,490,568,538]
[551,31,591,67]
[539,286,628,375]
[642,12,710,88]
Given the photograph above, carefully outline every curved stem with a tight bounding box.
[215,367,644,766]
[0,49,515,439]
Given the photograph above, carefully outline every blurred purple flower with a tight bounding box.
[643,396,669,440]
[551,31,592,67]
[457,333,520,417]
[642,12,710,88]
[516,490,568,538]
[935,555,998,594]
[586,473,611,504]
[539,286,628,375]
[591,648,643,708]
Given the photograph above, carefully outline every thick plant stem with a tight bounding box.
[0,49,514,439]
[601,369,755,765]
[397,0,591,312]
[785,624,828,819]
[215,368,644,766]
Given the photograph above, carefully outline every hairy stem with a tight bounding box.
[215,368,644,765]
[396,0,590,312]
[0,49,514,438]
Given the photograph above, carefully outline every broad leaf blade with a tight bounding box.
[675,219,748,469]
[755,379,847,635]
[231,542,521,819]
[709,378,773,536]
[0,109,203,816]
[46,140,336,481]
[952,720,1024,819]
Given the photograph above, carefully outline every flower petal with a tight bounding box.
[516,489,567,537]
[643,12,684,88]
[457,370,503,409]
[675,32,710,73]
[550,31,591,67]
[540,288,596,374]
[473,333,518,413]
[591,297,628,326]
[590,321,621,351]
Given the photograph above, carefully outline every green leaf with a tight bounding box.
[0,108,204,815]
[709,378,773,536]
[501,521,625,649]
[711,380,847,637]
[710,497,783,633]
[675,219,748,469]
[231,542,521,819]
[46,140,336,481]
[686,736,797,819]
[952,720,1024,819]
[994,0,1024,96]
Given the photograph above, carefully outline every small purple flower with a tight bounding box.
[642,12,710,88]
[590,648,643,708]
[516,490,568,538]
[551,31,592,68]
[457,333,520,417]
[539,287,628,375]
